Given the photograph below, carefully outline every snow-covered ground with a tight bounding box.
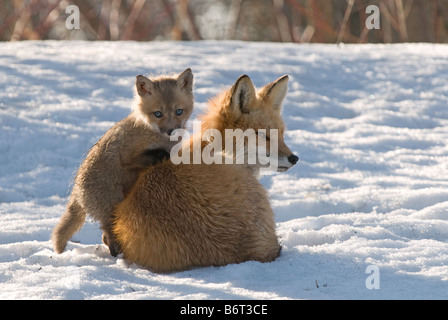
[1,41,448,300]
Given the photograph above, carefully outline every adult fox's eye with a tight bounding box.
[257,130,270,140]
[154,111,163,118]
[175,109,183,116]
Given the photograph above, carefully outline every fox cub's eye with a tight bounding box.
[175,109,183,116]
[154,111,163,118]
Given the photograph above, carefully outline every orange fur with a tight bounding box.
[113,74,298,272]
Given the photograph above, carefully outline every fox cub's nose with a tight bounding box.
[167,126,182,136]
[288,154,299,165]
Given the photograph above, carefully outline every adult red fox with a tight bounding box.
[52,69,194,256]
[113,74,298,272]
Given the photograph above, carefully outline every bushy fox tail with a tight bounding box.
[51,198,86,254]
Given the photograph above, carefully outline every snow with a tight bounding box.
[1,41,448,300]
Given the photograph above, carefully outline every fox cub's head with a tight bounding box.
[203,74,298,172]
[134,68,194,137]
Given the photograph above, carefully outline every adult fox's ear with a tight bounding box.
[260,75,289,113]
[136,75,154,97]
[177,68,193,93]
[229,74,256,116]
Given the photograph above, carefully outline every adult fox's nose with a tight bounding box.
[288,154,299,165]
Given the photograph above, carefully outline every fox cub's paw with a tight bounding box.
[102,232,122,257]
[141,148,170,166]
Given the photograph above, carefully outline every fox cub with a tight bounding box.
[113,74,298,272]
[52,68,194,256]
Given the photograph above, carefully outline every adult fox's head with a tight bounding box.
[201,74,299,173]
[134,68,194,137]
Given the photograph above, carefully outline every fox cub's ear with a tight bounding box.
[136,75,154,97]
[261,75,289,113]
[229,75,256,116]
[177,68,193,93]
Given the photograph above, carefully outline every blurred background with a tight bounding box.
[1,0,447,43]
